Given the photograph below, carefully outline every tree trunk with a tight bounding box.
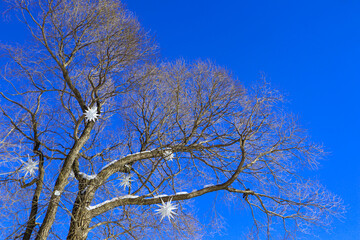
[36,123,94,239]
[66,187,94,240]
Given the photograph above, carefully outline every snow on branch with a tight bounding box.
[175,191,188,195]
[88,184,228,218]
[86,195,139,211]
[97,145,204,179]
[100,159,119,171]
[79,172,97,180]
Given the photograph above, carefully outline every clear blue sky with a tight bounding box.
[1,0,359,239]
[121,0,360,239]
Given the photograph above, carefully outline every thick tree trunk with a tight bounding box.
[36,123,94,240]
[66,191,94,240]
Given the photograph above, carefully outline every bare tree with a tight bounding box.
[0,0,344,239]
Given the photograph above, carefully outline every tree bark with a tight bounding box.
[22,154,44,240]
[35,123,94,240]
[66,194,92,240]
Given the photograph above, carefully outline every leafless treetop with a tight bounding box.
[0,1,344,239]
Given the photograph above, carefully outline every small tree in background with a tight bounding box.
[0,0,344,239]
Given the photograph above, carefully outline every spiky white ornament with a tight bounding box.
[119,174,133,190]
[84,106,100,122]
[20,155,39,178]
[163,150,174,161]
[155,198,177,222]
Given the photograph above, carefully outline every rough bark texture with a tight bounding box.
[36,123,94,240]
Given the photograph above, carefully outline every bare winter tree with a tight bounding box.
[0,0,344,239]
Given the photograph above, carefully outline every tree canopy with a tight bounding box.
[0,0,344,239]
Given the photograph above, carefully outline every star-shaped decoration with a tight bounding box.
[84,106,100,122]
[119,174,133,190]
[155,198,177,222]
[163,150,174,161]
[20,155,39,178]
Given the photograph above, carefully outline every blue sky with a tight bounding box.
[121,0,360,239]
[1,0,359,239]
